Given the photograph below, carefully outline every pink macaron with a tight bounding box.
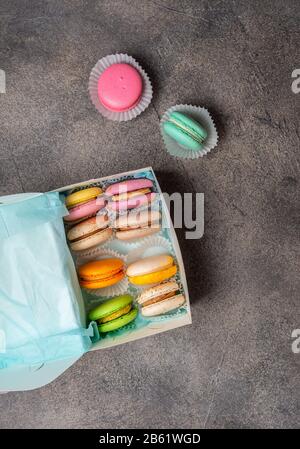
[97,63,143,112]
[64,197,106,223]
[105,179,153,197]
[105,178,155,211]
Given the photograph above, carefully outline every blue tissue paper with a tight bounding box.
[0,192,91,370]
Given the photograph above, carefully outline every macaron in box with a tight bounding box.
[67,215,112,251]
[105,178,156,212]
[114,209,161,241]
[56,167,191,348]
[126,254,177,286]
[89,295,138,333]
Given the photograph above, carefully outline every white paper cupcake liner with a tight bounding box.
[126,236,174,266]
[74,245,124,264]
[83,278,128,298]
[76,248,128,298]
[160,104,219,159]
[142,303,188,322]
[88,54,153,122]
[100,170,156,192]
[136,275,180,292]
[113,227,163,250]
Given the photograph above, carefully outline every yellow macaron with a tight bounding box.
[126,254,177,286]
[65,187,103,209]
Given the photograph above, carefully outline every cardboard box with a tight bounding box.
[0,167,191,391]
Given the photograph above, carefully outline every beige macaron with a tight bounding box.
[137,281,185,317]
[114,210,161,241]
[67,215,112,251]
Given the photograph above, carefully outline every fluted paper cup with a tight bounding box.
[126,236,173,265]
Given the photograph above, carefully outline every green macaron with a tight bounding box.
[88,294,138,333]
[163,111,207,151]
[98,306,138,333]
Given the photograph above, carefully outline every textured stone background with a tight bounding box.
[0,0,299,429]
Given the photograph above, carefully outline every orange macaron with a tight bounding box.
[78,258,125,289]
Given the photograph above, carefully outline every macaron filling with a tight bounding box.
[108,193,156,212]
[88,294,138,333]
[106,179,153,196]
[137,282,185,316]
[80,267,124,283]
[98,306,138,333]
[79,259,125,288]
[69,226,110,243]
[106,179,155,209]
[111,188,151,202]
[114,210,161,239]
[141,289,179,307]
[89,294,133,320]
[141,295,185,317]
[80,271,125,289]
[167,116,206,144]
[99,304,132,324]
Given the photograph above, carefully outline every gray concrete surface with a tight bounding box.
[0,0,299,429]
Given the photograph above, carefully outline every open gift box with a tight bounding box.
[0,167,191,391]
